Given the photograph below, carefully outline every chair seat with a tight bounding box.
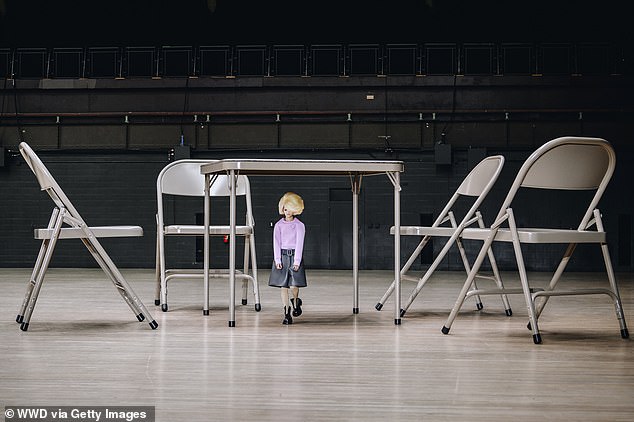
[460,227,607,243]
[163,224,253,236]
[34,225,143,240]
[390,226,460,237]
[391,225,606,243]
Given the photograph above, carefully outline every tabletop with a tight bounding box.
[200,158,404,176]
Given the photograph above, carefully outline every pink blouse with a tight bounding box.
[273,217,305,266]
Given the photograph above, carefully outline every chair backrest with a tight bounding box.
[433,155,505,227]
[457,155,505,197]
[156,159,254,225]
[495,136,615,228]
[157,159,250,197]
[19,142,84,223]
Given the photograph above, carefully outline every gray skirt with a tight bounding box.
[268,249,307,288]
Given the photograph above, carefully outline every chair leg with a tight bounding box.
[83,237,140,316]
[19,241,55,331]
[401,270,434,316]
[375,236,430,311]
[594,212,629,338]
[454,234,509,314]
[600,243,629,338]
[485,246,512,316]
[375,280,395,311]
[241,239,250,305]
[19,208,64,331]
[402,234,462,316]
[19,252,53,331]
[241,281,249,305]
[476,212,512,315]
[17,239,51,324]
[83,235,158,329]
[506,209,541,344]
[455,236,483,311]
[154,218,161,306]
[249,234,261,312]
[442,228,498,335]
[158,229,168,312]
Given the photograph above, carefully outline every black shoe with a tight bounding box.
[282,306,293,325]
[290,297,303,317]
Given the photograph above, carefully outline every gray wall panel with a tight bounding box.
[209,124,277,149]
[280,123,348,148]
[60,125,127,149]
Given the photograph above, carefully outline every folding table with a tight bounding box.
[200,159,404,327]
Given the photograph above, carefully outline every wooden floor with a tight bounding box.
[1,268,633,421]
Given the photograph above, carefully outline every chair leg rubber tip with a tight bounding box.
[375,303,383,311]
[394,318,401,325]
[441,326,450,335]
[154,299,160,306]
[228,321,235,327]
[533,333,542,344]
[203,310,209,316]
[20,322,29,332]
[136,313,145,322]
[255,303,262,312]
[621,328,629,339]
[242,299,248,305]
[149,320,158,330]
[16,315,23,323]
[399,309,406,318]
[161,304,168,312]
[476,302,483,311]
[353,308,359,314]
[505,308,513,316]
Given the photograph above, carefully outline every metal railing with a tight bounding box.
[1,42,629,80]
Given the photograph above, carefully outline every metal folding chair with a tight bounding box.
[375,155,511,317]
[442,136,629,343]
[16,142,158,331]
[155,159,261,314]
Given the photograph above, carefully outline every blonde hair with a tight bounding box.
[278,192,304,216]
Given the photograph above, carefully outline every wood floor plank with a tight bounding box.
[1,268,632,421]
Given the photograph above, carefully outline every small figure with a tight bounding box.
[268,192,307,325]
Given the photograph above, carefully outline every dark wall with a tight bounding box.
[1,145,632,272]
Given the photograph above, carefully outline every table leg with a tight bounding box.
[228,170,236,327]
[203,174,210,316]
[352,175,361,314]
[393,171,401,325]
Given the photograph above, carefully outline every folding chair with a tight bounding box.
[442,136,629,344]
[375,155,511,317]
[155,159,261,314]
[16,142,158,331]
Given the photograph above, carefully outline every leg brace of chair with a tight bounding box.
[155,228,261,313]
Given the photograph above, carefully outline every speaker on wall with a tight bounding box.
[435,143,452,165]
[172,145,191,160]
